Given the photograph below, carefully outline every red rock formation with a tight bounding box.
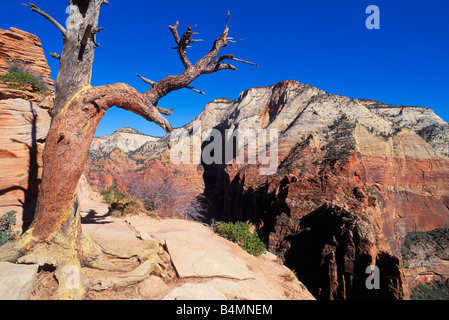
[85,80,449,299]
[0,28,54,93]
[0,28,54,232]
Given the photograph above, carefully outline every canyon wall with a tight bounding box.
[85,80,449,299]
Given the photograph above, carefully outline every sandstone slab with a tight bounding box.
[138,276,170,300]
[129,218,255,280]
[126,216,315,300]
[162,282,227,300]
[165,237,255,280]
[0,262,39,300]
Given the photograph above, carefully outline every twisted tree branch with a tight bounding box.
[143,20,240,106]
[87,14,256,134]
[83,84,173,133]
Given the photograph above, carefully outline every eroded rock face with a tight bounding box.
[0,28,54,232]
[86,128,163,190]
[400,228,449,296]
[0,28,54,93]
[359,99,449,157]
[85,80,449,300]
[90,127,160,155]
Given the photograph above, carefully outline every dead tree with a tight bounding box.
[0,1,255,299]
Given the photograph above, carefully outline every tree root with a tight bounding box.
[0,227,165,300]
[0,187,167,300]
[89,241,165,291]
[14,235,90,300]
[86,234,166,291]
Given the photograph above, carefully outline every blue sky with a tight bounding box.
[1,1,448,137]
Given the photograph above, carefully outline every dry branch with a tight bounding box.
[22,2,67,37]
[137,74,156,87]
[142,14,256,108]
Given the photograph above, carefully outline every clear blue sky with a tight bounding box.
[1,1,448,137]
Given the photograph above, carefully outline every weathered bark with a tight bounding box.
[1,1,254,299]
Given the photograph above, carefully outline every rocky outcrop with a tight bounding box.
[85,80,449,300]
[358,99,449,157]
[401,228,449,296]
[90,127,160,155]
[0,28,54,232]
[0,28,54,93]
[3,181,314,300]
[0,262,39,300]
[80,210,315,300]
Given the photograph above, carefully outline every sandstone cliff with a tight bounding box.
[358,98,449,157]
[0,28,54,232]
[0,28,54,93]
[90,127,160,155]
[85,80,449,300]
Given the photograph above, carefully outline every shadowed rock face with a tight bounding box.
[0,28,55,232]
[85,80,449,299]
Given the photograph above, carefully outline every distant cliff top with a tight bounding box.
[112,127,146,135]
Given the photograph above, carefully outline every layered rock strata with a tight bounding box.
[85,80,449,299]
[0,28,54,232]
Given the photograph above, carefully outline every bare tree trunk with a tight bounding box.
[0,2,255,299]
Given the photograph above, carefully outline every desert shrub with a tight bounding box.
[0,210,19,246]
[100,184,126,204]
[215,221,266,257]
[0,58,49,94]
[126,169,205,220]
[100,184,145,217]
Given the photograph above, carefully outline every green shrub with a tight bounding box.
[100,184,126,204]
[100,184,147,218]
[215,221,266,257]
[0,58,49,94]
[0,210,19,246]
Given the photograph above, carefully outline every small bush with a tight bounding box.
[215,221,266,257]
[0,58,49,94]
[126,169,205,220]
[0,210,19,246]
[100,184,126,205]
[100,184,144,218]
